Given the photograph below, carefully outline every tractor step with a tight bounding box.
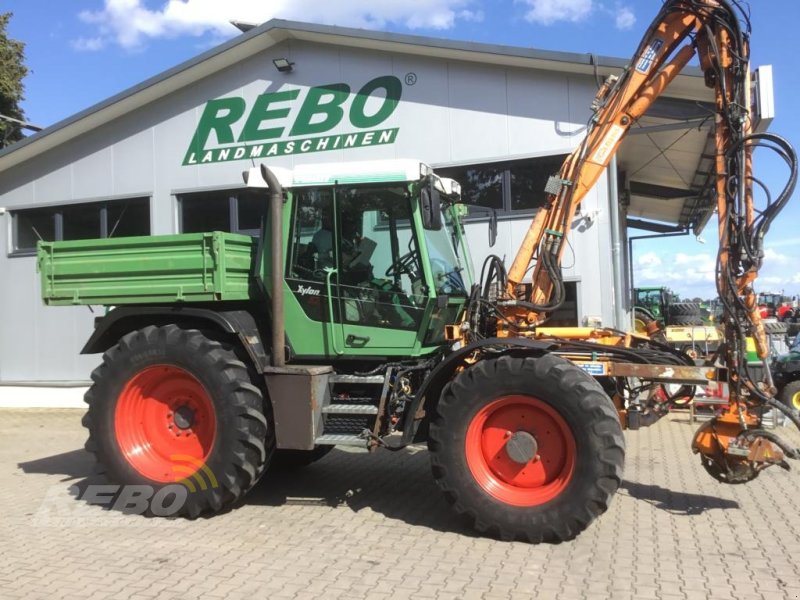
[318,372,389,445]
[329,374,385,384]
[330,395,375,404]
[322,404,380,415]
[314,434,369,447]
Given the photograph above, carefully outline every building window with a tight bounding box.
[437,154,568,218]
[11,197,151,254]
[62,203,102,241]
[178,189,264,236]
[107,198,151,238]
[451,164,504,211]
[15,208,56,252]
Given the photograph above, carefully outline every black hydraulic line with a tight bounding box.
[355,357,438,377]
[547,337,690,367]
[740,428,799,461]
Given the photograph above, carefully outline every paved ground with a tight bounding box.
[2,408,800,600]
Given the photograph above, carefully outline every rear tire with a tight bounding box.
[82,325,274,518]
[779,380,800,412]
[428,353,624,543]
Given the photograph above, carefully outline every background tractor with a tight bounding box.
[633,286,704,328]
[758,292,795,320]
[770,336,800,410]
[633,287,720,358]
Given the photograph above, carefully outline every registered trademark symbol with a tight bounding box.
[405,72,417,86]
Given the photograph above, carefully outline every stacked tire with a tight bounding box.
[667,302,704,326]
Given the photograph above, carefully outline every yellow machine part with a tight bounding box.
[664,325,721,344]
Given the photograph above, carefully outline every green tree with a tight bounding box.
[0,12,29,148]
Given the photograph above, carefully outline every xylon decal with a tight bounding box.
[183,75,403,166]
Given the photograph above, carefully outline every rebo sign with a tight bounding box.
[183,75,403,166]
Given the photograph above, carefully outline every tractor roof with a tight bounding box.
[263,159,433,188]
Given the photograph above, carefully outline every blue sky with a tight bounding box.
[5,0,800,300]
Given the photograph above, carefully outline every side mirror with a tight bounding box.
[488,209,498,247]
[421,181,443,231]
[242,166,268,188]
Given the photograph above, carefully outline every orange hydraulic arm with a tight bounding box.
[502,0,764,347]
[507,11,697,300]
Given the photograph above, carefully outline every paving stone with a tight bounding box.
[2,409,800,600]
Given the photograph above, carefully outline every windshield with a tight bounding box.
[637,289,661,304]
[422,207,470,296]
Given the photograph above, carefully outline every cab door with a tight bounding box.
[283,187,345,357]
[333,184,428,354]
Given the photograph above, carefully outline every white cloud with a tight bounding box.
[634,251,717,297]
[520,0,593,25]
[767,238,800,249]
[759,276,785,286]
[77,0,479,50]
[71,36,106,51]
[764,247,790,265]
[458,9,485,22]
[637,251,661,268]
[518,0,635,30]
[614,6,635,30]
[633,244,800,299]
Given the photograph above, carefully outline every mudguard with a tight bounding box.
[81,305,272,372]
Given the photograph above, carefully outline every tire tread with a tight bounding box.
[428,353,624,543]
[82,324,273,518]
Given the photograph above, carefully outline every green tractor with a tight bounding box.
[633,287,705,330]
[39,160,628,542]
[773,336,800,411]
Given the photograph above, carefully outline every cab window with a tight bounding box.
[287,189,335,282]
[336,185,426,330]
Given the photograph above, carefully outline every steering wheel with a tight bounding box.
[293,264,327,280]
[385,249,420,279]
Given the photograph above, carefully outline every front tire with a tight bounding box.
[82,325,274,517]
[634,308,655,334]
[428,354,624,543]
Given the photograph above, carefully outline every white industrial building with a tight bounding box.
[0,19,770,404]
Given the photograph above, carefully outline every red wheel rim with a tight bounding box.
[465,395,576,507]
[114,365,217,483]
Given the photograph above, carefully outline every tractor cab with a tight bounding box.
[634,287,670,322]
[254,159,474,360]
[758,292,794,319]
